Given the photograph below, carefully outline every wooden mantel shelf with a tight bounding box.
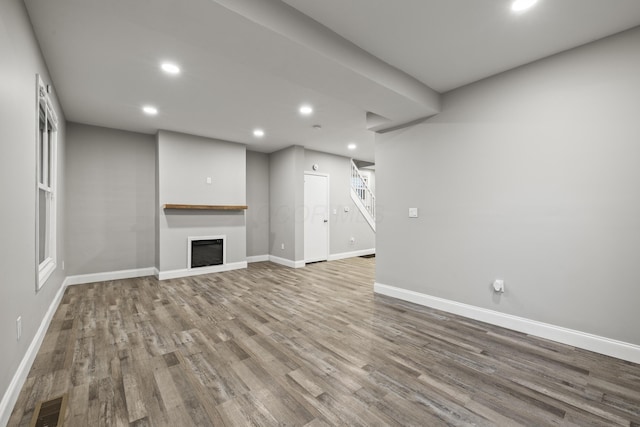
[163,204,248,211]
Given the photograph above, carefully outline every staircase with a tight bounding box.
[350,159,376,231]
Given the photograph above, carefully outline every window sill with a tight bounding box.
[38,258,56,291]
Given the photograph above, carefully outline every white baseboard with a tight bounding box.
[268,255,305,269]
[267,251,374,267]
[374,282,640,364]
[247,255,270,263]
[328,248,375,261]
[65,267,156,286]
[0,279,67,427]
[157,261,247,280]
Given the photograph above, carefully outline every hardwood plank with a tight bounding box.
[8,257,640,426]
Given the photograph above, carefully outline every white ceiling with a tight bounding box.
[284,0,640,93]
[24,0,640,162]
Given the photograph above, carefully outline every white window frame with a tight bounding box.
[36,74,58,290]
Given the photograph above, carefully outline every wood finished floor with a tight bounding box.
[8,258,640,426]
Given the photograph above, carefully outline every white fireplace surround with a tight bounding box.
[154,234,247,280]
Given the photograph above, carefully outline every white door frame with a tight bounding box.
[304,172,330,263]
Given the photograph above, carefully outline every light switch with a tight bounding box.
[206,177,212,184]
[333,209,337,215]
[409,208,418,218]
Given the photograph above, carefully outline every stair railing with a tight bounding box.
[350,159,376,222]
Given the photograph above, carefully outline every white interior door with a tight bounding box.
[304,173,329,263]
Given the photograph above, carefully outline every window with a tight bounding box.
[36,75,58,289]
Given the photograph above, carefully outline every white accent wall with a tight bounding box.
[376,27,640,347]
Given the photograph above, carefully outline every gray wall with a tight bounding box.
[0,0,66,413]
[269,146,305,261]
[157,130,246,272]
[246,151,270,257]
[65,123,156,275]
[304,150,375,255]
[376,27,640,345]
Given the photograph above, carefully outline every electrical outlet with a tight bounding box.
[349,237,355,245]
[62,260,65,270]
[16,316,22,341]
[281,243,285,250]
[206,177,212,184]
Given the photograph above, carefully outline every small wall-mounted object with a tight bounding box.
[312,163,319,171]
[344,206,350,212]
[493,279,505,293]
[163,204,248,210]
[409,207,418,218]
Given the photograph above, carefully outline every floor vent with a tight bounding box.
[30,394,67,427]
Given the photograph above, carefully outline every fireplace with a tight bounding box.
[188,236,225,269]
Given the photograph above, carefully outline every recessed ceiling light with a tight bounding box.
[142,105,158,115]
[299,105,313,116]
[161,62,181,75]
[511,0,538,12]
[348,143,356,150]
[253,129,265,137]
